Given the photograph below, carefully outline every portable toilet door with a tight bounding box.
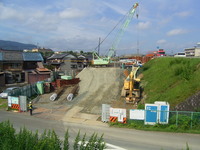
[154,101,170,124]
[145,104,158,125]
[159,105,170,124]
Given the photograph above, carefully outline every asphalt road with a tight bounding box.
[0,110,200,150]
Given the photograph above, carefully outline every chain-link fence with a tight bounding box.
[126,109,200,129]
[168,111,200,129]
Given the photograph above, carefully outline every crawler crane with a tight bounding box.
[92,2,139,66]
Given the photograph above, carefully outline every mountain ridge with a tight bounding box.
[0,40,37,50]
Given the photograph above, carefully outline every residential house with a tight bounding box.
[23,52,51,84]
[0,50,51,85]
[47,53,89,76]
[77,55,88,69]
[1,51,24,84]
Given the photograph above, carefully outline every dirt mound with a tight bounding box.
[34,67,125,121]
[73,67,124,114]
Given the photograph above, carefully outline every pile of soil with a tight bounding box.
[34,67,129,120]
[74,67,124,114]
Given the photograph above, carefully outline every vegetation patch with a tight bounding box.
[0,98,7,109]
[0,121,106,150]
[109,112,200,134]
[140,57,200,109]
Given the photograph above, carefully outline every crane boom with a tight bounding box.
[108,3,139,59]
[92,2,139,66]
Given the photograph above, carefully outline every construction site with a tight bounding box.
[32,65,142,122]
[30,2,143,122]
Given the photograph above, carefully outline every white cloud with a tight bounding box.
[137,21,151,30]
[59,8,85,19]
[157,39,167,44]
[102,2,126,15]
[175,11,191,17]
[167,29,188,36]
[0,3,24,20]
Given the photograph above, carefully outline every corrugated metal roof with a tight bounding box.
[3,51,23,61]
[47,53,68,59]
[48,53,77,59]
[23,52,43,61]
[0,52,2,61]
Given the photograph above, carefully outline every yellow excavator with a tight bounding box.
[121,66,141,104]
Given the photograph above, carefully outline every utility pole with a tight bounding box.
[98,37,101,55]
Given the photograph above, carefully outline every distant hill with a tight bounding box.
[0,40,37,50]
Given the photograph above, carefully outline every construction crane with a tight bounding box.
[92,2,139,66]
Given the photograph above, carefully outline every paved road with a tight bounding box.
[0,110,200,150]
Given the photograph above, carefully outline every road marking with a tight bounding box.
[78,141,127,150]
[105,143,127,150]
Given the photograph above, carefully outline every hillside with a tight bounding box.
[0,40,37,50]
[141,57,200,111]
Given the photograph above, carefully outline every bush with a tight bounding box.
[0,121,106,150]
[168,125,178,130]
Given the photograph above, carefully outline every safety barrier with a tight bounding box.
[109,117,127,124]
[109,116,117,123]
[11,104,20,111]
[123,118,127,124]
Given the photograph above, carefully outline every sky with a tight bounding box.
[0,0,199,55]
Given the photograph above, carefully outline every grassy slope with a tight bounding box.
[141,57,200,109]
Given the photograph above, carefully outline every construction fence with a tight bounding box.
[102,105,200,129]
[8,83,38,98]
[127,110,200,129]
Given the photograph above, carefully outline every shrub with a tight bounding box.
[168,125,178,130]
[0,121,106,150]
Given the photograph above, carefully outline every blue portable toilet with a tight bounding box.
[145,104,159,125]
[155,101,170,124]
[145,101,170,125]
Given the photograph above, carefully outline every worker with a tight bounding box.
[29,101,33,116]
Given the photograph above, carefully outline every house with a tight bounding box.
[47,53,87,76]
[77,55,89,69]
[0,50,51,85]
[23,52,51,84]
[1,51,24,84]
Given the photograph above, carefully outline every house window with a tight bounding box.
[71,64,77,69]
[11,63,21,69]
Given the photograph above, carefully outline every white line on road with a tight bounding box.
[105,143,127,150]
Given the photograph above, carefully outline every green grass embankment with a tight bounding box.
[141,57,200,109]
